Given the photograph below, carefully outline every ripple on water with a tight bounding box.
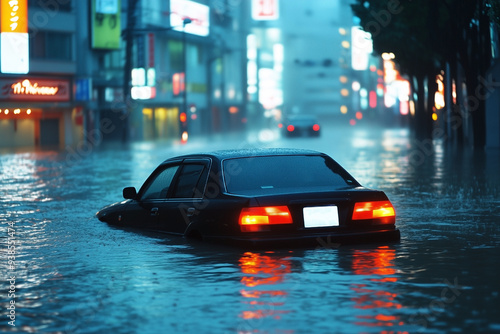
[1,129,499,333]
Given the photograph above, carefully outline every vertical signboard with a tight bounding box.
[147,33,155,68]
[252,0,279,21]
[91,0,121,49]
[1,0,29,74]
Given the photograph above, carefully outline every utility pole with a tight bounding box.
[122,0,140,142]
[181,18,192,143]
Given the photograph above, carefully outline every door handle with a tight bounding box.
[151,207,159,216]
[187,207,196,217]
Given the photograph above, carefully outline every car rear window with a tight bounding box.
[223,155,355,195]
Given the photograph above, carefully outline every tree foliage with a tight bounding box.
[351,0,497,147]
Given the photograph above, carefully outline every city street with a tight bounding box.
[1,120,499,333]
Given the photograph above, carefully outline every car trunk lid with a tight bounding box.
[244,188,391,234]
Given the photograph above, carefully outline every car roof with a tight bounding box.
[162,148,325,163]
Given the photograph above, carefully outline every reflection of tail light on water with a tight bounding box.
[350,246,407,330]
[238,252,291,320]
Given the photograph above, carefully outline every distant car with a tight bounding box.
[96,149,400,247]
[280,114,321,137]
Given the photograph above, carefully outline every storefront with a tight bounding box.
[0,77,77,149]
[141,106,180,141]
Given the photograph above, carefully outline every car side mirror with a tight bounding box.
[123,187,137,200]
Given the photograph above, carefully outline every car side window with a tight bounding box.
[171,164,208,198]
[141,165,179,200]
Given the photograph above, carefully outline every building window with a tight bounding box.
[104,49,124,70]
[194,44,203,65]
[28,0,72,12]
[169,40,183,72]
[210,0,234,27]
[169,40,203,70]
[30,31,72,61]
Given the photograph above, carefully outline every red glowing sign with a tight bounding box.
[252,0,279,20]
[172,73,185,96]
[369,90,377,108]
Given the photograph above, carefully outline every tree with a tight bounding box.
[351,0,442,139]
[352,0,496,147]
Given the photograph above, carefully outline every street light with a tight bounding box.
[181,18,192,143]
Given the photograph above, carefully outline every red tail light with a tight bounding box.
[313,124,320,131]
[287,125,295,132]
[239,206,293,232]
[352,201,395,220]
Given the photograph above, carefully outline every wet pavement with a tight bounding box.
[1,122,499,333]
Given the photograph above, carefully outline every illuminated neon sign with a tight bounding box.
[252,0,279,21]
[0,78,70,101]
[11,80,59,96]
[1,0,29,74]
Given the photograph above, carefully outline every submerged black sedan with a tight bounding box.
[96,149,400,247]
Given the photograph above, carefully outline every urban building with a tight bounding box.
[0,0,78,149]
[125,0,248,142]
[0,0,248,150]
[242,0,366,126]
[0,0,408,151]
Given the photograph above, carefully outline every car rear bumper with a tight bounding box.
[204,229,400,249]
[283,128,320,137]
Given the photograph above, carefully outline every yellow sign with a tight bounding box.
[1,0,27,33]
[1,0,29,74]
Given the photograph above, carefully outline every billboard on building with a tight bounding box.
[1,0,29,74]
[91,0,121,49]
[170,0,210,36]
[351,26,372,71]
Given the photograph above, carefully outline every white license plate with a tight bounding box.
[303,206,339,228]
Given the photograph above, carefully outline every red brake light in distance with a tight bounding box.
[287,125,295,132]
[352,201,395,220]
[313,124,320,131]
[239,206,293,232]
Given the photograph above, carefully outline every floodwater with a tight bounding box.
[1,122,499,334]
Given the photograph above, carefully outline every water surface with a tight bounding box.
[1,125,499,333]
